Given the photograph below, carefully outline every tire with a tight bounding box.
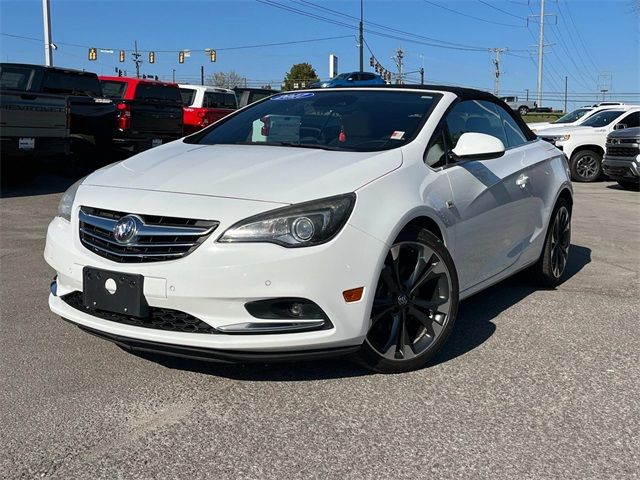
[527,198,571,287]
[617,180,640,191]
[518,106,529,116]
[356,229,459,373]
[570,150,602,182]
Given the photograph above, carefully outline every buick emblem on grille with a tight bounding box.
[113,215,139,244]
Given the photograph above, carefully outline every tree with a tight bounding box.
[282,63,319,91]
[209,70,244,89]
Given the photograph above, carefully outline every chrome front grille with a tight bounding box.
[79,206,218,263]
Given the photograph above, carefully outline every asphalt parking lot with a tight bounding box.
[0,174,638,479]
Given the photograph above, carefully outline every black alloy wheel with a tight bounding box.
[528,198,572,287]
[570,150,602,182]
[357,229,459,373]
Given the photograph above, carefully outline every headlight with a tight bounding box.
[219,193,356,247]
[56,177,85,221]
[553,134,571,142]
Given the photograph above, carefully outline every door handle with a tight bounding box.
[516,174,529,189]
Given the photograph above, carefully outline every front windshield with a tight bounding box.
[581,110,624,128]
[188,90,440,152]
[553,108,590,124]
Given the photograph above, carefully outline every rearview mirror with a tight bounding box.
[451,132,505,160]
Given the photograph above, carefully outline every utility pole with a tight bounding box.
[526,88,529,101]
[597,72,612,102]
[393,48,404,85]
[132,41,142,79]
[420,67,424,85]
[42,0,53,66]
[172,69,176,82]
[536,0,545,107]
[489,48,508,96]
[528,0,555,107]
[358,0,364,72]
[200,66,204,85]
[564,76,568,113]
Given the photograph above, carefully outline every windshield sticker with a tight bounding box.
[390,131,405,140]
[271,92,315,101]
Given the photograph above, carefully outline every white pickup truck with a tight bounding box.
[529,103,627,132]
[537,106,640,182]
[499,96,537,116]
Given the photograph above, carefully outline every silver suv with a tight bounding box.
[603,127,640,190]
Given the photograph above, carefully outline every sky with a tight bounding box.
[1,0,638,109]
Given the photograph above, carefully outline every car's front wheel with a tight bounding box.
[518,106,529,116]
[357,229,459,373]
[570,150,602,182]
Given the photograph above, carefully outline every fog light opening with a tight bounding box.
[289,302,304,317]
[343,287,364,303]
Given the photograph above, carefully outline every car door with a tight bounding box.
[442,100,534,291]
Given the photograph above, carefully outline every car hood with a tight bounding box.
[536,125,592,136]
[84,140,403,204]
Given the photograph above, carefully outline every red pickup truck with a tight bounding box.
[99,76,183,152]
[179,85,237,135]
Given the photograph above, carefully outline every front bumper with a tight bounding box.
[602,155,640,180]
[74,324,360,363]
[45,193,386,354]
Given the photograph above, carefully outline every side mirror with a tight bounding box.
[614,123,627,130]
[451,132,506,160]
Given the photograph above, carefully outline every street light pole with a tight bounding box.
[42,0,53,66]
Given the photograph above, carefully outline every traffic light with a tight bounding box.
[210,50,217,62]
[119,50,125,62]
[369,56,374,67]
[149,51,155,63]
[178,51,185,63]
[88,48,97,61]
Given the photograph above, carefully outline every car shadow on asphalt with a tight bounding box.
[430,243,592,367]
[138,244,592,381]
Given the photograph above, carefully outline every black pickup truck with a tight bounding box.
[0,63,116,155]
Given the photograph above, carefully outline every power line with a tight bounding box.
[422,0,525,28]
[257,0,514,52]
[295,0,498,51]
[0,31,354,54]
[476,0,527,20]
[559,0,599,72]
[554,1,598,82]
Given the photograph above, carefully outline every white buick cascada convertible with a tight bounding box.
[46,86,572,373]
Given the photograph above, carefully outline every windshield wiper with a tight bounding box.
[233,141,347,151]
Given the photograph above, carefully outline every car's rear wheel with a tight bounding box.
[528,199,571,287]
[570,150,602,182]
[518,106,529,116]
[357,229,459,373]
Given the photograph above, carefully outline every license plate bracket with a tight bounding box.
[83,267,149,318]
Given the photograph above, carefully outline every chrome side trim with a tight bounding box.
[217,321,327,334]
